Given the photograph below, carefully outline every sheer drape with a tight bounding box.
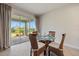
[0,4,11,50]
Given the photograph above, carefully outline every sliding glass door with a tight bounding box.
[10,17,36,45]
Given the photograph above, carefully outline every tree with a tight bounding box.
[11,27,16,33]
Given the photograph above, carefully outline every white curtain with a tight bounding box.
[0,4,11,50]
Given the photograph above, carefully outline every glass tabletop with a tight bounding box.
[37,35,55,41]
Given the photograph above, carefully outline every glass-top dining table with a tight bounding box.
[37,35,55,47]
[37,35,55,55]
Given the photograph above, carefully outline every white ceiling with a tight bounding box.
[10,3,69,16]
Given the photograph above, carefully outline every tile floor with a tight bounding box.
[0,41,79,56]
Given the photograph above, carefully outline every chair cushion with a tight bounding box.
[38,42,45,49]
[32,42,45,51]
[49,42,59,48]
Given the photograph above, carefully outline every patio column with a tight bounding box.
[35,16,41,33]
[25,22,28,36]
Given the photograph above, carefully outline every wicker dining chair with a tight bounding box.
[48,33,66,56]
[29,34,46,56]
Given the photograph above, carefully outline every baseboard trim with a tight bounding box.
[56,41,79,50]
[64,44,79,50]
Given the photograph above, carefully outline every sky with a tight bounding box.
[11,20,36,28]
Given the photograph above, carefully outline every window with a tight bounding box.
[11,20,25,38]
[27,19,36,34]
[11,16,36,38]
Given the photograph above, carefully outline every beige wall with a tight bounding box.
[40,4,79,49]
